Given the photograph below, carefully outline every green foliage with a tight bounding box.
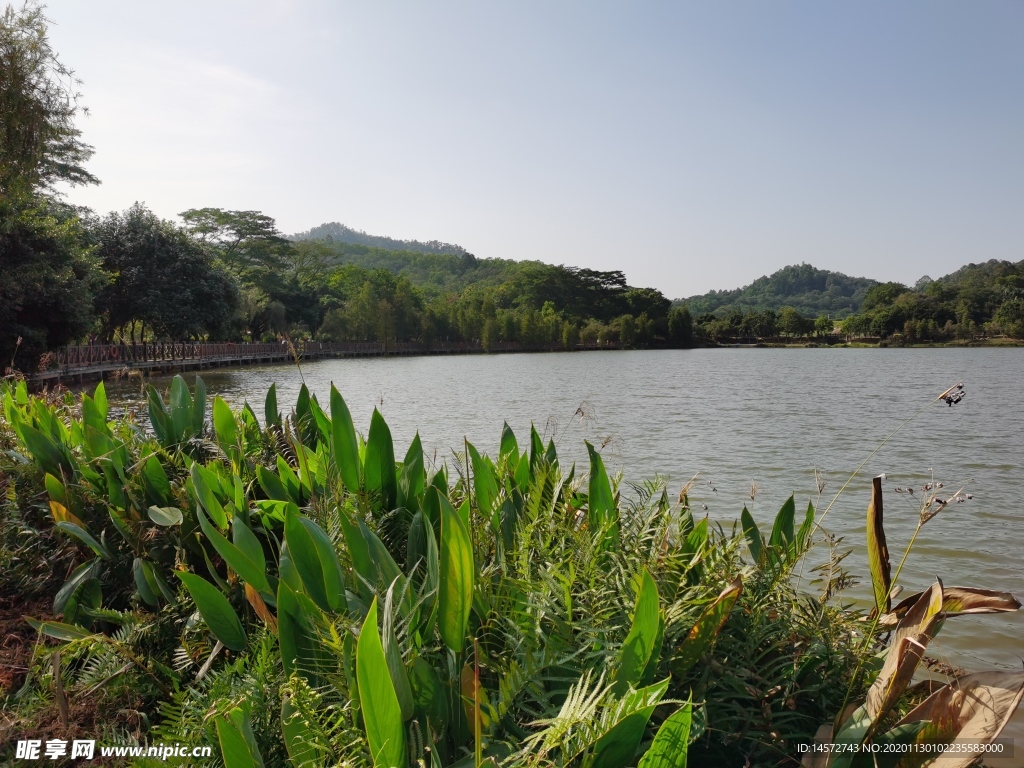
[3,377,1018,767]
[681,263,878,318]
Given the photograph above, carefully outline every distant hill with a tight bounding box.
[678,263,878,318]
[312,240,529,295]
[292,221,467,256]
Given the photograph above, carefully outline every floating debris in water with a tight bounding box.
[939,382,966,406]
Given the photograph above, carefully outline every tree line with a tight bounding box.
[1,5,693,374]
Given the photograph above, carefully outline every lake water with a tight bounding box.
[104,348,1024,674]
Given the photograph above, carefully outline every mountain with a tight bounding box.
[291,221,467,256]
[678,263,878,318]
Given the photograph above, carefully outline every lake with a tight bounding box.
[103,347,1024,673]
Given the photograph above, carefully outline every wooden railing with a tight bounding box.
[40,339,621,373]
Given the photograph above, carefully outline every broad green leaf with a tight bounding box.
[63,577,102,626]
[191,463,228,528]
[277,581,323,686]
[216,708,264,768]
[410,657,448,726]
[169,375,194,443]
[768,494,796,549]
[142,456,172,506]
[499,422,519,465]
[797,499,816,551]
[866,474,891,616]
[176,572,247,651]
[673,577,742,677]
[357,598,407,768]
[54,559,101,615]
[437,487,474,653]
[55,521,111,560]
[213,396,239,459]
[586,441,618,547]
[265,383,280,427]
[614,568,661,695]
[20,424,72,476]
[284,509,344,613]
[282,696,324,767]
[256,465,290,502]
[639,698,692,768]
[147,385,172,445]
[195,502,270,593]
[529,424,545,471]
[365,408,397,511]
[383,583,414,721]
[148,505,183,527]
[27,619,97,641]
[93,381,108,419]
[330,385,361,493]
[398,432,425,510]
[740,507,763,564]
[134,558,159,606]
[467,441,499,518]
[276,455,304,505]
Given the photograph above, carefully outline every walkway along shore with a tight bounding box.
[28,339,623,387]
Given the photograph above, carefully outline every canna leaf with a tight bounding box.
[613,568,661,696]
[398,432,425,510]
[639,697,692,768]
[213,396,239,460]
[216,707,264,768]
[467,441,499,518]
[27,619,96,642]
[264,383,280,427]
[147,505,183,527]
[176,572,247,651]
[357,597,407,768]
[284,509,345,613]
[768,494,796,550]
[437,487,474,653]
[740,507,764,565]
[365,408,397,511]
[191,463,228,528]
[277,580,323,686]
[330,385,360,493]
[673,577,742,677]
[499,422,519,466]
[55,522,111,560]
[195,503,270,593]
[586,441,619,547]
[54,559,101,615]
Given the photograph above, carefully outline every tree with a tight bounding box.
[814,315,833,337]
[93,203,238,340]
[179,208,289,283]
[778,306,810,337]
[667,305,694,347]
[1,196,100,370]
[1,4,101,369]
[1,2,98,196]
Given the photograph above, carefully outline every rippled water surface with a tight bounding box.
[106,348,1024,672]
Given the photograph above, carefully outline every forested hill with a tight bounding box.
[304,240,526,295]
[679,264,878,318]
[292,221,466,255]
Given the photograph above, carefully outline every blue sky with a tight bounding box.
[46,1,1023,297]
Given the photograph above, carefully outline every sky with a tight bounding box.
[44,0,1024,298]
